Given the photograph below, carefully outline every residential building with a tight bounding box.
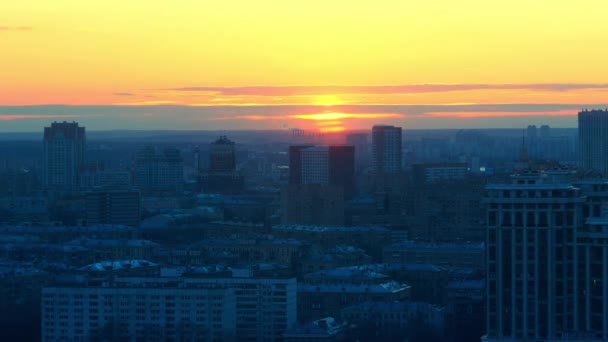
[85,190,141,228]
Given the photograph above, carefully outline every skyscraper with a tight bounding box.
[579,109,608,174]
[289,145,354,198]
[346,133,369,171]
[372,125,402,174]
[210,135,236,172]
[43,121,86,191]
[484,171,585,341]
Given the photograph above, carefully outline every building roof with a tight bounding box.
[298,281,409,294]
[79,259,158,272]
[273,224,388,233]
[385,240,485,251]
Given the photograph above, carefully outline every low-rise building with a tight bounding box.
[382,240,485,270]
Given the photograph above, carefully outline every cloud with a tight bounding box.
[0,103,602,131]
[0,26,33,32]
[113,92,135,96]
[0,114,80,121]
[165,84,608,96]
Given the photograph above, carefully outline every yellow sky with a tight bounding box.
[2,1,608,106]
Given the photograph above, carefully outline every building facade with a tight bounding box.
[43,121,86,191]
[85,190,141,228]
[483,172,592,341]
[134,146,183,194]
[579,109,608,174]
[372,125,402,175]
[42,270,297,342]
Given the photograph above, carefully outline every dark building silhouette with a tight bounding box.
[200,136,243,193]
[210,135,236,172]
[289,145,313,185]
[346,133,370,172]
[43,121,86,191]
[579,109,608,174]
[288,145,354,199]
[372,125,402,174]
[134,146,183,194]
[281,184,345,226]
[85,190,141,228]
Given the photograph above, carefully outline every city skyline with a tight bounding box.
[3,1,608,131]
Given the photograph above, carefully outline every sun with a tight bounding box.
[315,95,340,107]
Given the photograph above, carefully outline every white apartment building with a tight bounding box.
[42,270,297,342]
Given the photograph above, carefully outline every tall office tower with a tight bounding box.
[301,146,330,185]
[372,125,402,174]
[346,133,369,171]
[210,135,236,172]
[289,145,313,185]
[200,136,243,193]
[526,125,538,143]
[579,109,608,174]
[43,121,86,191]
[484,171,585,341]
[85,190,141,228]
[328,146,355,199]
[134,146,183,194]
[289,145,355,198]
[539,125,551,140]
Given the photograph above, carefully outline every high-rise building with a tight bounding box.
[200,136,243,193]
[134,146,183,194]
[372,125,402,174]
[43,121,86,191]
[579,109,608,174]
[210,135,236,173]
[289,145,354,198]
[346,133,370,171]
[289,145,313,185]
[539,125,551,140]
[85,190,141,228]
[484,171,586,341]
[301,146,330,185]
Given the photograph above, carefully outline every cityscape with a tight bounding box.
[3,1,608,342]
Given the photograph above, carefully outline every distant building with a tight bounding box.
[411,162,467,184]
[372,125,402,174]
[289,145,355,199]
[579,109,608,174]
[383,240,485,270]
[346,133,370,172]
[134,146,183,194]
[200,136,244,193]
[43,121,86,191]
[85,190,141,228]
[281,184,345,226]
[98,171,132,190]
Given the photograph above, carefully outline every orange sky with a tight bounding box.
[1,1,608,130]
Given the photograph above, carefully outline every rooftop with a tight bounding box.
[273,224,388,233]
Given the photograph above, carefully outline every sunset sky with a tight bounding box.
[2,1,608,131]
